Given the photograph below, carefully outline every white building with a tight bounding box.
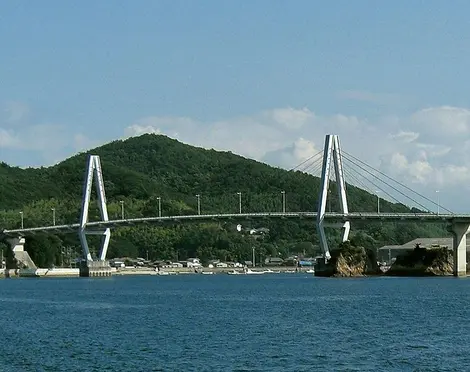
[186,258,202,268]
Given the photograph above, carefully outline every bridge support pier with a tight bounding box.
[79,155,112,264]
[79,260,112,277]
[450,223,468,277]
[316,134,350,260]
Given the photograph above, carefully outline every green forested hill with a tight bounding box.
[0,134,448,267]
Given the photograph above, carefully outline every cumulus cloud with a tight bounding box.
[389,131,419,143]
[0,101,92,167]
[125,105,470,212]
[267,107,314,129]
[262,138,321,169]
[3,100,468,211]
[2,101,30,124]
[410,106,470,138]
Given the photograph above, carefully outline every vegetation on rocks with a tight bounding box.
[315,240,380,277]
[0,134,450,268]
[386,244,453,276]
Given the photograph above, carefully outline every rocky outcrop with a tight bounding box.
[315,241,381,277]
[386,244,453,276]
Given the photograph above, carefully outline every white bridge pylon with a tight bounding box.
[316,134,350,260]
[79,155,111,261]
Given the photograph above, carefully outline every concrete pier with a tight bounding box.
[451,223,469,277]
[79,260,113,277]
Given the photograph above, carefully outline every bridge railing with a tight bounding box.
[2,211,463,237]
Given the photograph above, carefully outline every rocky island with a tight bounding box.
[314,241,381,277]
[314,241,454,277]
[386,243,453,276]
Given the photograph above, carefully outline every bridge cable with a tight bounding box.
[342,159,404,213]
[298,155,323,174]
[342,151,453,214]
[343,167,377,196]
[342,154,433,213]
[297,155,324,175]
[343,159,403,204]
[307,160,324,178]
[293,157,318,174]
[290,149,324,171]
[342,154,430,212]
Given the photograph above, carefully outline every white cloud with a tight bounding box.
[2,101,30,124]
[0,101,93,166]
[262,138,321,169]
[267,107,314,129]
[125,105,470,212]
[389,131,419,143]
[4,100,469,212]
[0,128,21,148]
[410,106,470,139]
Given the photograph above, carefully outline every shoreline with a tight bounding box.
[0,266,310,278]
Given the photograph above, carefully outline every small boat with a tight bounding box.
[201,271,214,275]
[157,271,170,276]
[262,269,280,274]
[245,269,264,275]
[305,269,315,274]
[227,270,241,275]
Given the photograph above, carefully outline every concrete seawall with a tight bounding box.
[1,266,312,278]
[115,266,308,275]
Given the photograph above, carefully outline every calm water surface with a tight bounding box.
[0,274,470,371]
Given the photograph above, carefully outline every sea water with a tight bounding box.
[0,274,469,371]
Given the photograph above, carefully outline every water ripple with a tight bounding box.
[1,275,470,371]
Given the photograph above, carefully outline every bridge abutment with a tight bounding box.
[6,236,37,270]
[450,223,468,277]
[7,236,25,252]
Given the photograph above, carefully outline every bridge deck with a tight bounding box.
[2,212,467,237]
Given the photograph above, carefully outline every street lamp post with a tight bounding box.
[120,200,124,220]
[237,192,242,214]
[328,189,332,212]
[19,211,23,229]
[436,190,440,215]
[157,197,162,217]
[51,208,56,226]
[281,190,286,213]
[196,194,201,215]
[376,190,381,214]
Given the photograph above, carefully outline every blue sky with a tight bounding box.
[1,1,470,211]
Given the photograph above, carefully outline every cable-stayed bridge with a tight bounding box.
[2,134,469,276]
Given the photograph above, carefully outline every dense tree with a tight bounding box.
[0,134,449,267]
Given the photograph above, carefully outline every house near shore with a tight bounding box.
[186,258,202,268]
[264,257,284,266]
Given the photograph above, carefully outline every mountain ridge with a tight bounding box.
[0,133,448,267]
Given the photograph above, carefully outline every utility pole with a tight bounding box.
[237,192,242,214]
[51,208,56,226]
[19,211,23,229]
